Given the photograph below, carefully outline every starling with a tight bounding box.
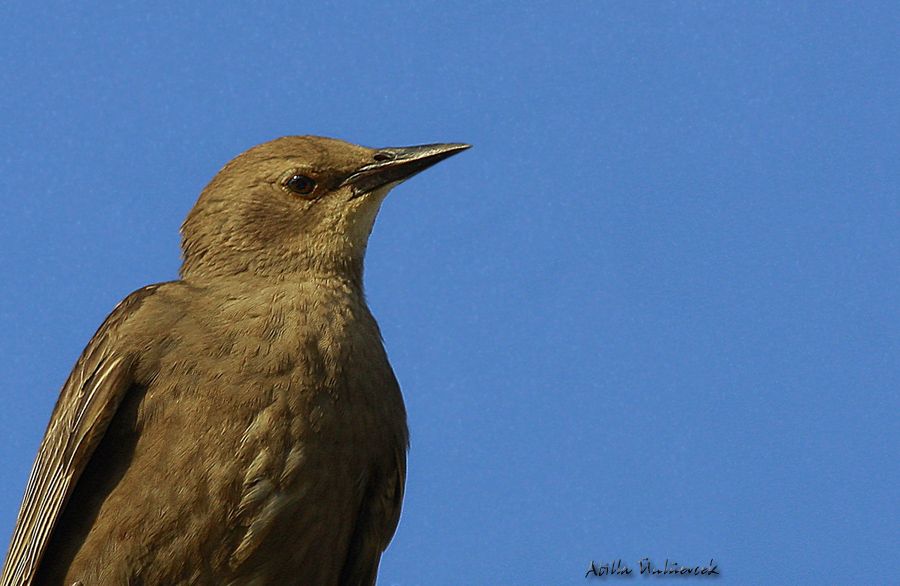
[0,136,469,585]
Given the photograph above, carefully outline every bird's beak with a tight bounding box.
[341,143,471,198]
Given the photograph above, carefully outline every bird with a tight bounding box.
[0,136,469,586]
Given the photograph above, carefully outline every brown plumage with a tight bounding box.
[0,136,469,585]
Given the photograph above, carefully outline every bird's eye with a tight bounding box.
[285,174,316,196]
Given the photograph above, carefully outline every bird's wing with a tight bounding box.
[0,286,158,586]
[339,445,407,586]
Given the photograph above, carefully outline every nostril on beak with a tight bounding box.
[373,151,395,162]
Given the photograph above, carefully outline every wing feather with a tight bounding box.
[0,286,158,586]
[339,445,407,586]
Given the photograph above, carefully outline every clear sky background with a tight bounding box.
[0,2,897,585]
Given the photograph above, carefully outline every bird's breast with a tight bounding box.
[119,281,407,580]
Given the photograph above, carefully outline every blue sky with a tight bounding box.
[1,2,897,584]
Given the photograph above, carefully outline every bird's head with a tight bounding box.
[179,136,469,285]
